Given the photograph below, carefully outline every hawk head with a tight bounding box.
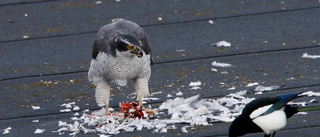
[92,33,146,59]
[91,19,151,62]
[113,34,143,58]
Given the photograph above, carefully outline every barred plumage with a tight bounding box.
[88,19,152,114]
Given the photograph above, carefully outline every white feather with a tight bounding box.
[249,104,272,119]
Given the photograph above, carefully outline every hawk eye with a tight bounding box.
[126,45,133,50]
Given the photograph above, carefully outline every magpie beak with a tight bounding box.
[229,91,320,137]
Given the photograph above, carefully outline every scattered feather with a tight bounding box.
[99,134,112,137]
[3,127,11,134]
[254,85,282,93]
[32,106,40,110]
[246,82,259,87]
[151,91,162,95]
[211,61,232,67]
[181,126,189,133]
[208,20,214,24]
[309,99,317,103]
[189,81,201,86]
[297,112,308,115]
[190,86,201,90]
[83,109,90,112]
[300,91,320,97]
[65,104,72,108]
[302,53,320,59]
[221,71,229,74]
[54,127,68,132]
[55,89,317,136]
[211,68,218,72]
[228,86,236,90]
[176,91,183,96]
[211,41,231,47]
[58,121,68,126]
[189,81,201,90]
[143,98,160,101]
[61,102,80,112]
[73,106,80,111]
[34,129,45,134]
[60,109,72,113]
[176,49,185,52]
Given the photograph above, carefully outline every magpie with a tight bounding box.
[229,91,320,137]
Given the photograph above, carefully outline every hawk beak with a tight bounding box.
[136,50,143,58]
[131,46,143,58]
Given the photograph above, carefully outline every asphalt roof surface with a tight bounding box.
[1,0,320,137]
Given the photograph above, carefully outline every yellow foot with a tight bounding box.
[106,105,110,116]
[138,96,143,106]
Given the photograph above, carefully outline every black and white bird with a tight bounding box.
[229,91,320,137]
[88,19,152,114]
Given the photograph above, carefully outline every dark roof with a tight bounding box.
[1,0,320,136]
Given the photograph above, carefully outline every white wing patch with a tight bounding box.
[249,104,272,119]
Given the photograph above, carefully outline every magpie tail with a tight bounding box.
[297,105,320,112]
[285,105,320,118]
